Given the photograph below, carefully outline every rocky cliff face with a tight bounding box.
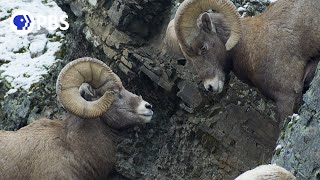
[272,63,320,179]
[0,0,282,179]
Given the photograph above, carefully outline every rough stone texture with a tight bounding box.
[272,63,320,180]
[232,0,270,17]
[114,75,278,179]
[107,0,171,38]
[0,92,31,130]
[0,0,278,179]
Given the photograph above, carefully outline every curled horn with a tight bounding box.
[174,0,241,53]
[56,57,122,119]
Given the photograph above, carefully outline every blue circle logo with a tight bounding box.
[10,10,35,35]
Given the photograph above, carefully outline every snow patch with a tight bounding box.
[237,7,246,13]
[0,0,66,94]
[269,0,278,3]
[288,113,300,126]
[291,113,300,120]
[275,144,282,151]
[29,34,48,58]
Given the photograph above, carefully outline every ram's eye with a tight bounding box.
[200,44,207,54]
[118,91,123,99]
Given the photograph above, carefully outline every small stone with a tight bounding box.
[120,56,134,69]
[177,81,202,109]
[29,34,47,58]
[140,66,160,83]
[237,7,246,13]
[118,63,135,75]
[70,2,83,17]
[88,0,97,7]
[106,29,131,48]
[122,49,129,58]
[103,45,117,59]
[158,76,173,91]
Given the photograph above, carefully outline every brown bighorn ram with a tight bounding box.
[165,0,320,128]
[0,57,153,179]
[235,164,296,180]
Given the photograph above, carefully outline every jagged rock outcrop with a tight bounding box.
[0,0,279,179]
[272,63,320,180]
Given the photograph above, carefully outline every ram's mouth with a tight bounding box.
[136,100,153,123]
[138,111,153,123]
[138,113,153,117]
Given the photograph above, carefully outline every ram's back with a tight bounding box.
[0,119,72,179]
[232,0,320,99]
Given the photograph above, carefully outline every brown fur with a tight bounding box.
[0,64,153,179]
[232,0,320,127]
[0,117,114,179]
[167,0,320,129]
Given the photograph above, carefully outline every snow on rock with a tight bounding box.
[275,144,282,151]
[288,113,300,126]
[237,7,246,13]
[291,113,300,120]
[29,34,48,58]
[0,0,66,94]
[269,0,278,3]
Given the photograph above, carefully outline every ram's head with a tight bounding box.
[174,0,241,93]
[56,57,153,129]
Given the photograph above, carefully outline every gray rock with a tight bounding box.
[120,56,134,69]
[70,1,83,17]
[106,29,132,48]
[0,91,31,130]
[107,1,126,27]
[140,65,160,84]
[103,45,118,60]
[119,62,135,76]
[88,0,97,7]
[0,0,282,179]
[177,80,202,110]
[107,0,171,38]
[272,63,320,179]
[158,73,174,91]
[29,34,48,58]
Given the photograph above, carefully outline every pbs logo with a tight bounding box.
[10,10,69,35]
[10,10,35,35]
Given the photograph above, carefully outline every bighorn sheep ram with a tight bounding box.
[165,0,320,128]
[235,164,296,180]
[0,57,153,179]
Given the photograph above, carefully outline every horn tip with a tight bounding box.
[225,42,233,51]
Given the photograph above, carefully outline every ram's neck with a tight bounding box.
[229,17,265,85]
[63,115,115,178]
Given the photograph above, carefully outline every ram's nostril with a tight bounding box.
[145,103,152,109]
[208,85,213,92]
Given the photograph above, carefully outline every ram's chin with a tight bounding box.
[138,114,153,123]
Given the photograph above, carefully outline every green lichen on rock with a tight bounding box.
[0,60,65,130]
[48,33,65,42]
[0,43,68,130]
[0,9,13,21]
[0,90,31,130]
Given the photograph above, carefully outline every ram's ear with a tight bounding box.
[200,13,216,33]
